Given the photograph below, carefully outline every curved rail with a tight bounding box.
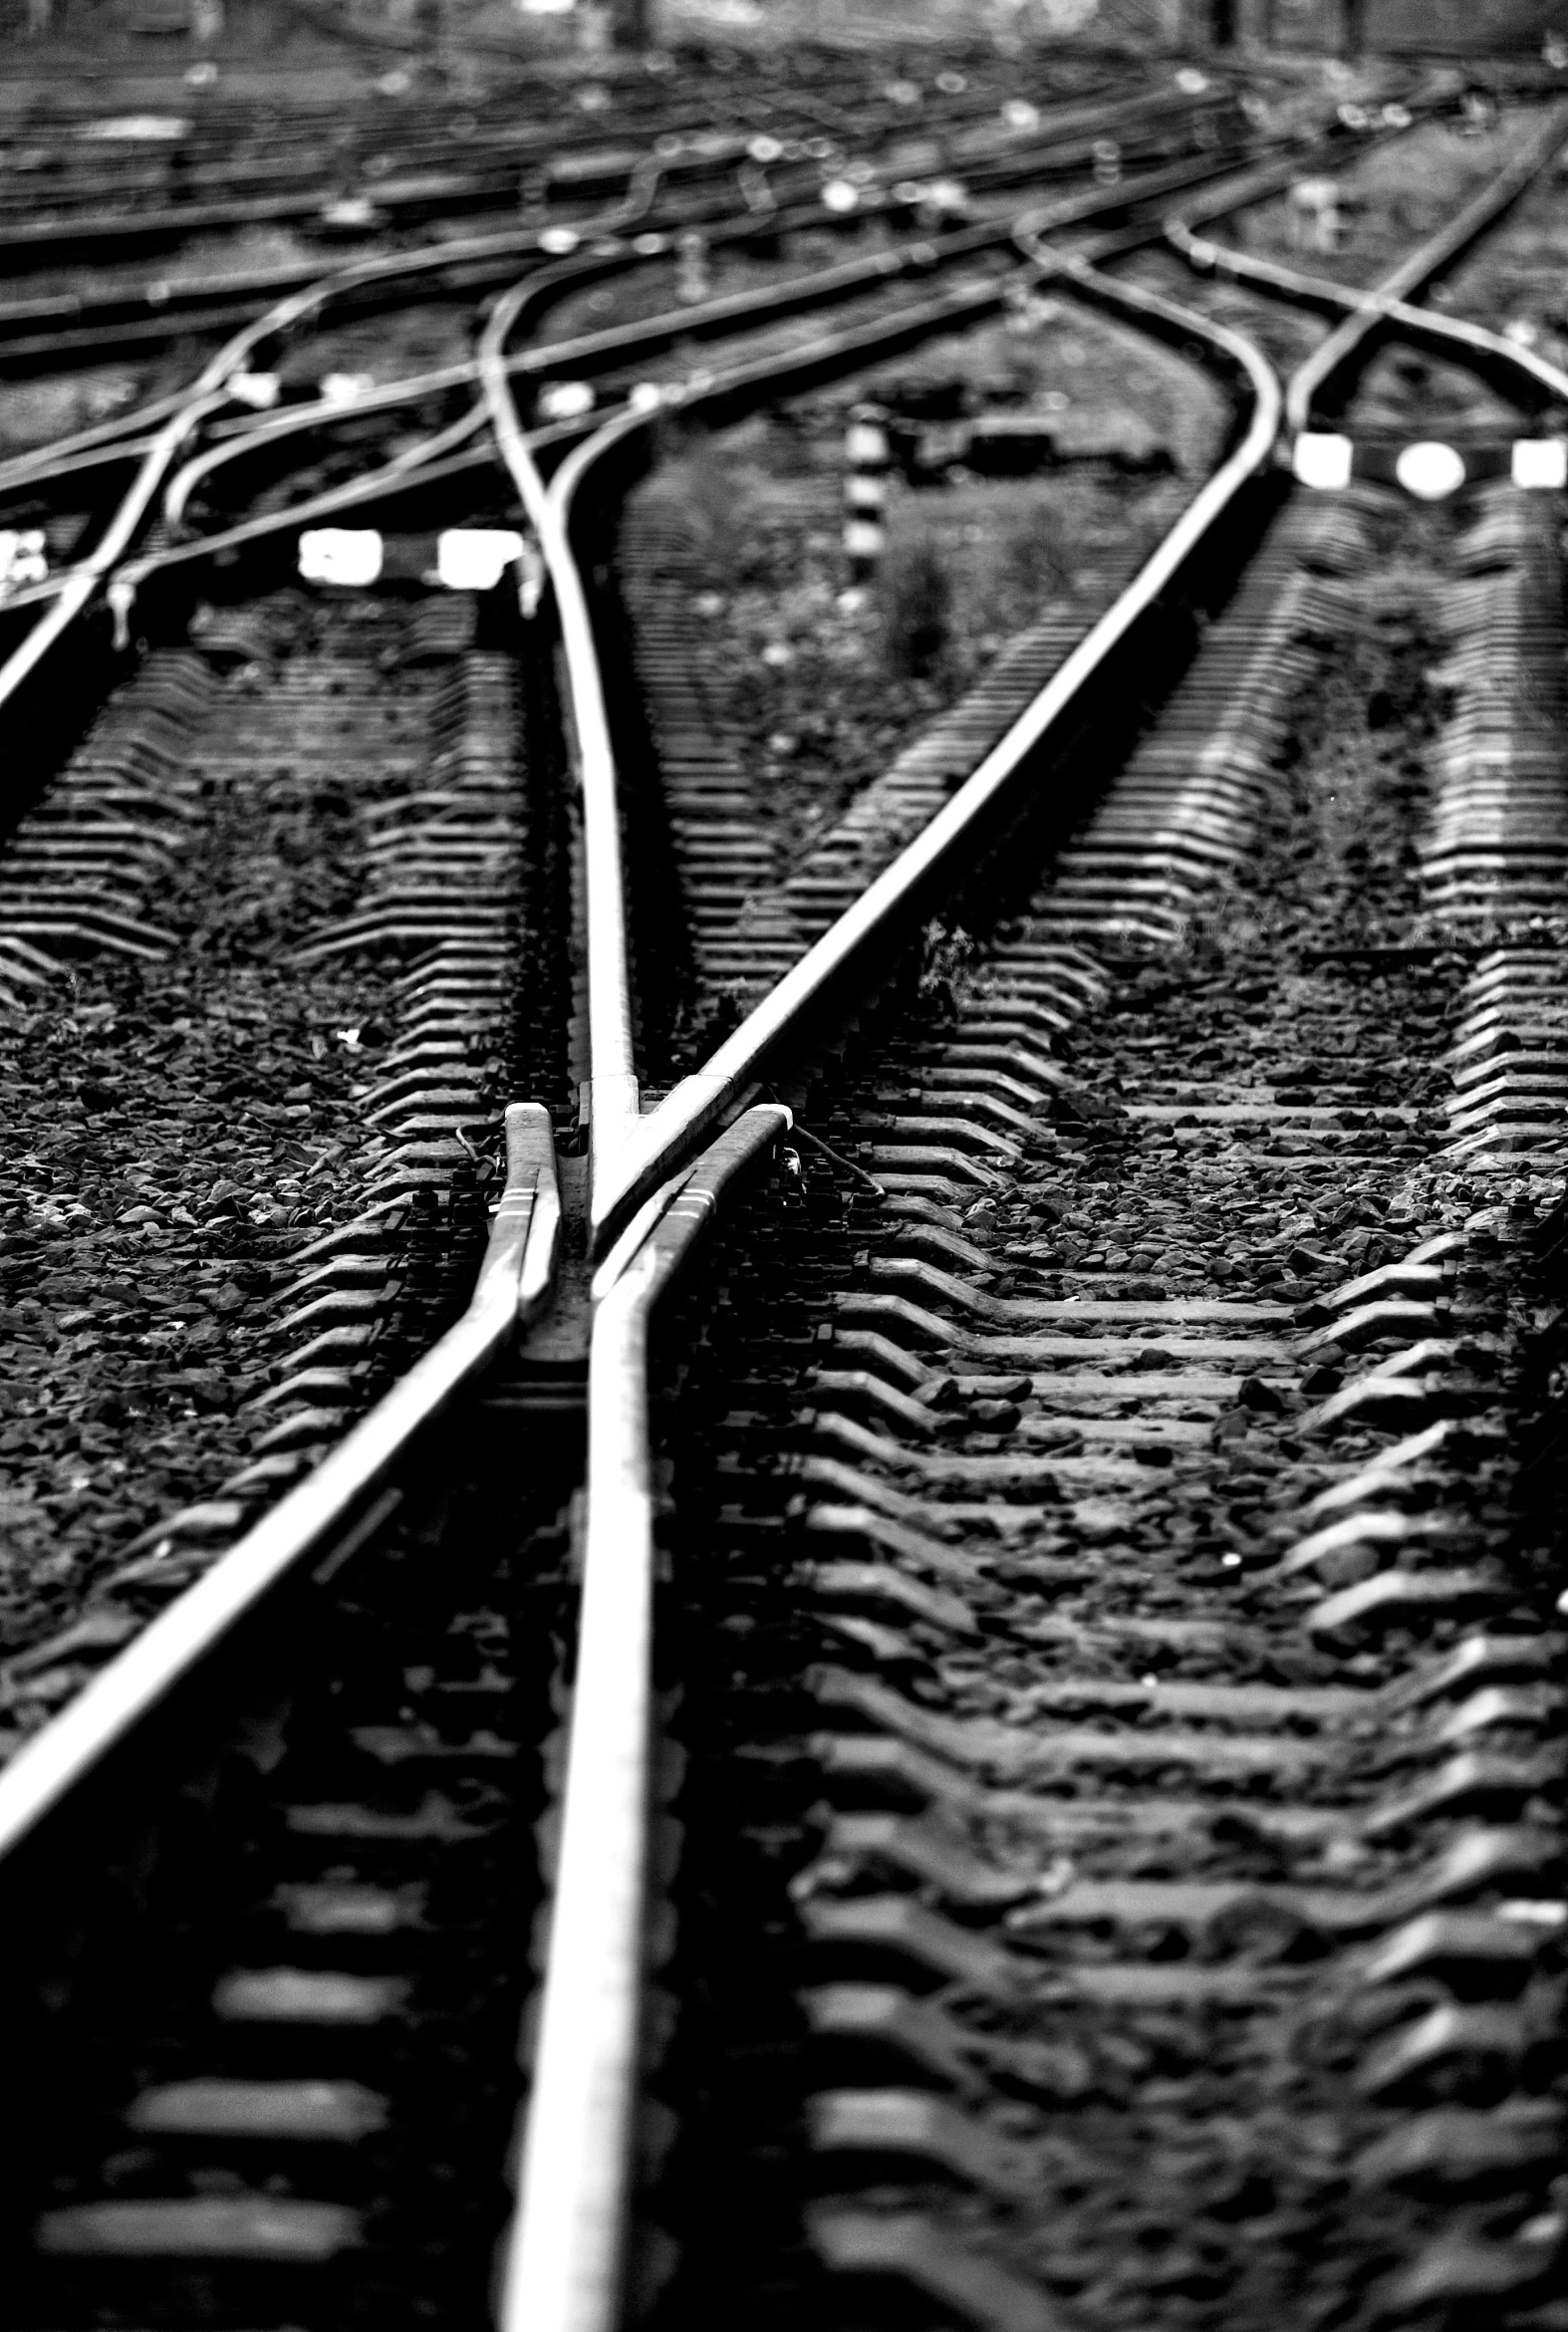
[1281,100,1568,430]
[0,85,1266,705]
[161,102,1276,546]
[472,121,1380,1223]
[495,251,1285,2332]
[0,1106,558,1862]
[0,231,540,702]
[479,273,642,1176]
[1170,216,1568,414]
[572,267,1280,1251]
[498,1101,789,2332]
[495,102,1568,2332]
[0,68,1539,2332]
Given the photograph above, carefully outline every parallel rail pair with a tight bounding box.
[2,84,1567,2332]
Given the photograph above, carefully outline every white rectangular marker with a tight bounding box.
[298,529,384,586]
[1512,438,1568,489]
[1293,433,1354,490]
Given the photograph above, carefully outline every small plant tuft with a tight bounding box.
[881,528,952,679]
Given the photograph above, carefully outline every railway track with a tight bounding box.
[3,65,1568,2332]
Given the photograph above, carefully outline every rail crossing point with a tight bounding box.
[1293,432,1354,489]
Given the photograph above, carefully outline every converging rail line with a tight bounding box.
[3,58,1568,2332]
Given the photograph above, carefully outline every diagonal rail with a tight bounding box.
[493,106,1568,2332]
[493,243,1286,2332]
[0,1106,559,1863]
[497,1103,790,2332]
[1281,99,1568,431]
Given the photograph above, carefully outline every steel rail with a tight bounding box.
[0,1104,559,1864]
[0,65,1464,2332]
[99,415,592,616]
[44,239,1026,617]
[1169,220,1568,413]
[472,127,1368,1222]
[0,382,234,719]
[161,138,1266,537]
[1282,99,1568,431]
[482,261,1065,1208]
[567,115,1568,1244]
[159,227,948,538]
[554,266,1280,1253]
[158,105,1275,541]
[498,1102,789,2332]
[98,189,1245,628]
[492,116,1568,2331]
[0,111,1256,649]
[479,273,641,1187]
[492,240,1292,2332]
[0,77,1502,1856]
[0,209,628,507]
[0,163,687,673]
[0,121,765,267]
[0,78,1229,380]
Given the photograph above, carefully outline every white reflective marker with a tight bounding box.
[229,372,282,409]
[321,196,378,229]
[1293,432,1354,489]
[1513,437,1568,488]
[1396,440,1466,500]
[81,114,190,140]
[539,226,581,255]
[538,381,596,420]
[821,179,860,213]
[320,372,376,405]
[435,529,525,591]
[298,529,384,586]
[0,528,48,591]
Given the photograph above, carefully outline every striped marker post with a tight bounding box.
[676,230,710,305]
[844,401,891,583]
